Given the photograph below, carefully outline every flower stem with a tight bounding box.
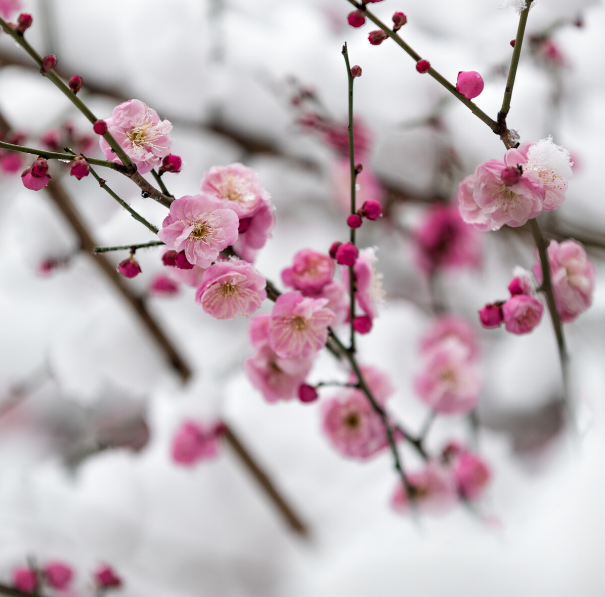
[92,241,165,254]
[0,140,116,168]
[152,168,173,197]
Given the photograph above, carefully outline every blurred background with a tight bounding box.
[1,0,605,595]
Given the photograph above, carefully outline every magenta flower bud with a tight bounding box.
[347,214,362,229]
[238,217,252,233]
[508,276,532,296]
[501,166,521,186]
[93,119,108,135]
[162,250,178,267]
[351,65,362,78]
[44,562,73,591]
[360,199,382,220]
[16,13,33,34]
[510,39,516,48]
[329,241,342,260]
[68,75,83,94]
[31,157,49,176]
[175,251,194,270]
[416,59,431,74]
[41,54,57,72]
[70,157,89,180]
[12,568,37,593]
[21,166,51,191]
[456,71,484,100]
[347,10,366,28]
[298,384,319,403]
[335,242,359,266]
[502,295,544,335]
[392,11,407,31]
[368,30,388,46]
[160,153,182,174]
[353,315,373,334]
[117,258,142,279]
[479,303,503,329]
[94,564,122,589]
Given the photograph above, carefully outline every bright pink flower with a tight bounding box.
[232,199,275,263]
[508,271,534,296]
[44,562,73,591]
[456,71,484,99]
[158,194,239,268]
[331,157,384,212]
[281,249,334,293]
[420,315,479,361]
[353,315,372,334]
[321,390,393,460]
[391,464,457,515]
[117,257,141,279]
[453,451,491,501]
[12,568,37,593]
[99,99,172,174]
[502,295,544,334]
[479,303,503,329]
[201,163,270,218]
[21,157,51,190]
[347,364,394,407]
[341,247,385,320]
[171,420,222,466]
[195,259,266,320]
[244,314,315,402]
[414,203,482,273]
[94,564,122,589]
[533,239,595,323]
[414,338,481,415]
[0,151,23,174]
[268,291,334,359]
[149,274,179,297]
[0,0,21,19]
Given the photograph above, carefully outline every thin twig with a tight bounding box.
[92,241,165,254]
[152,169,173,197]
[0,140,115,168]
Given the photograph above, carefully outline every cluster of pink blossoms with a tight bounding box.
[458,137,574,230]
[414,316,481,415]
[172,420,224,466]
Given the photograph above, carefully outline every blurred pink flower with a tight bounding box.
[171,420,222,466]
[347,365,395,407]
[195,259,266,320]
[502,294,544,334]
[0,0,21,19]
[99,99,172,174]
[0,151,23,174]
[533,239,595,323]
[331,157,384,213]
[158,195,238,268]
[232,199,275,263]
[94,564,122,589]
[149,274,179,297]
[12,568,37,593]
[341,247,385,320]
[420,315,479,361]
[44,562,73,591]
[282,248,334,293]
[314,280,349,327]
[453,450,491,501]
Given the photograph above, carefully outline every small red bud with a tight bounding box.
[510,39,516,48]
[479,304,503,329]
[159,154,182,174]
[68,75,83,94]
[162,250,178,267]
[175,251,194,270]
[298,384,319,403]
[238,217,252,234]
[93,120,108,135]
[70,157,89,180]
[329,241,342,260]
[16,13,33,34]
[41,54,57,72]
[416,59,431,74]
[355,163,363,174]
[117,258,142,279]
[353,316,373,334]
[360,199,382,220]
[392,12,407,31]
[368,30,388,46]
[31,157,49,177]
[335,242,359,266]
[351,65,362,78]
[347,10,366,28]
[347,214,362,229]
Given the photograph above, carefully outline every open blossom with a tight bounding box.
[420,315,479,361]
[268,291,334,359]
[201,163,269,218]
[502,295,544,334]
[321,390,394,460]
[331,157,384,213]
[172,420,223,466]
[533,239,595,323]
[195,260,266,320]
[158,195,239,268]
[232,199,275,263]
[414,338,481,415]
[414,204,482,273]
[391,464,457,515]
[452,450,491,501]
[282,249,334,293]
[341,247,385,320]
[244,314,314,402]
[99,99,172,174]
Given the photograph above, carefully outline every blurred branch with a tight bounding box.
[0,583,44,597]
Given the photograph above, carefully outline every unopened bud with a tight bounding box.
[175,251,194,270]
[117,258,142,279]
[159,153,182,174]
[416,59,431,74]
[351,65,362,78]
[335,242,359,266]
[392,12,407,31]
[41,54,57,72]
[353,316,373,334]
[93,120,108,135]
[68,75,83,94]
[16,13,33,34]
[360,199,382,220]
[70,157,89,180]
[347,214,362,229]
[329,241,342,260]
[347,10,366,28]
[368,30,388,46]
[298,384,319,403]
[162,250,178,267]
[479,303,503,329]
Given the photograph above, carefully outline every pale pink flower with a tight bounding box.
[502,295,544,334]
[341,247,385,320]
[533,239,595,323]
[415,203,482,273]
[347,365,395,407]
[268,291,334,359]
[391,463,457,515]
[12,568,37,593]
[282,249,334,293]
[0,0,21,19]
[171,420,222,466]
[414,338,481,415]
[457,174,491,231]
[44,563,73,591]
[195,259,266,320]
[200,163,269,218]
[0,151,23,174]
[420,315,479,361]
[99,99,172,174]
[331,157,384,213]
[158,195,239,268]
[453,450,491,501]
[314,280,349,327]
[232,199,275,263]
[321,390,393,460]
[244,314,315,402]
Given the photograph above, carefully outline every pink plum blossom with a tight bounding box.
[99,99,172,174]
[268,291,335,359]
[414,338,481,415]
[149,274,179,297]
[21,157,51,191]
[341,247,385,320]
[44,563,73,591]
[195,259,266,320]
[347,365,395,407]
[502,295,544,334]
[456,71,484,100]
[315,280,349,327]
[171,420,223,466]
[232,199,275,263]
[414,203,482,273]
[453,450,491,501]
[12,568,37,593]
[331,157,384,212]
[281,249,334,293]
[201,163,270,218]
[0,0,21,19]
[533,239,595,323]
[391,464,457,515]
[420,315,479,361]
[321,390,394,460]
[244,314,315,402]
[457,174,490,231]
[158,194,239,268]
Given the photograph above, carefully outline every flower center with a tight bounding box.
[127,125,151,147]
[220,282,238,297]
[439,367,457,385]
[190,222,208,239]
[291,316,308,331]
[344,412,360,429]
